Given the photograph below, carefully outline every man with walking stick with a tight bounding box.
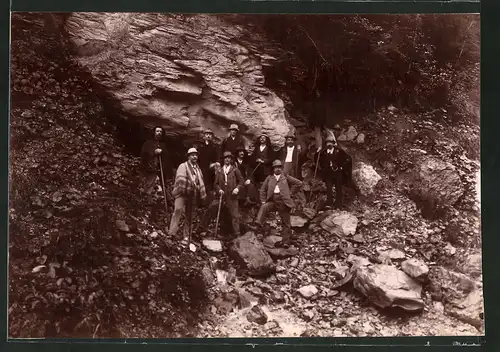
[200,151,244,240]
[168,148,207,246]
[140,127,172,221]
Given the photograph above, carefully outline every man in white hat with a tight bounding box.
[168,147,207,239]
[254,159,302,247]
[220,123,245,159]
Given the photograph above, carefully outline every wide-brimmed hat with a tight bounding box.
[229,124,239,131]
[272,160,283,168]
[203,128,213,134]
[236,145,246,152]
[187,147,198,155]
[223,151,234,159]
[325,135,336,144]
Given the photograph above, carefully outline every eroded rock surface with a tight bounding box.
[64,13,292,146]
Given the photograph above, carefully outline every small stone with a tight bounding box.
[401,258,429,282]
[291,215,308,228]
[270,291,286,303]
[298,285,318,298]
[290,258,299,267]
[356,133,366,144]
[301,309,315,321]
[246,305,268,325]
[444,243,457,256]
[317,266,326,274]
[332,266,350,280]
[238,289,259,309]
[150,231,158,238]
[116,220,129,232]
[380,248,406,260]
[345,126,358,141]
[433,301,445,314]
[202,239,223,253]
[352,234,365,243]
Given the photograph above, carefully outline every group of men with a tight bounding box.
[141,123,354,247]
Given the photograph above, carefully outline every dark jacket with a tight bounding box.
[197,140,220,190]
[260,173,303,209]
[141,139,171,177]
[220,135,245,159]
[278,144,304,178]
[251,136,273,182]
[316,147,352,180]
[214,164,244,198]
[235,154,252,180]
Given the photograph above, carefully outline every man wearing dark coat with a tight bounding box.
[278,133,304,178]
[255,160,303,247]
[140,126,171,195]
[315,135,353,209]
[251,134,273,185]
[220,124,245,159]
[201,151,244,239]
[196,128,220,195]
[234,146,258,206]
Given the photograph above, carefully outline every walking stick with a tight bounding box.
[214,192,224,238]
[186,191,194,249]
[158,156,168,214]
[250,162,262,177]
[310,148,322,199]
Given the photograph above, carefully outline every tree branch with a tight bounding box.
[298,26,328,64]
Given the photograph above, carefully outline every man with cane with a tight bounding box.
[140,127,172,221]
[168,148,207,245]
[201,151,244,240]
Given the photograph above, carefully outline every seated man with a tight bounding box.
[254,160,303,247]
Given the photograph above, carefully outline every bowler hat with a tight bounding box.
[229,124,239,131]
[272,160,283,168]
[223,151,234,159]
[187,147,198,155]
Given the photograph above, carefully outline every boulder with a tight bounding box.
[297,285,318,299]
[428,266,478,303]
[353,264,424,311]
[447,289,484,330]
[64,13,292,146]
[352,162,382,196]
[460,252,482,278]
[247,305,268,325]
[403,156,464,207]
[320,211,358,236]
[401,258,429,282]
[202,239,223,253]
[230,232,275,277]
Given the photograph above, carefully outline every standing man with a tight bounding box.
[255,160,303,247]
[278,133,304,178]
[197,128,220,196]
[168,148,207,240]
[316,136,353,209]
[235,146,258,206]
[251,134,273,186]
[220,124,245,158]
[201,151,244,239]
[140,126,171,196]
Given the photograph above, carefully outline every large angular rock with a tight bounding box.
[401,258,429,282]
[447,289,484,330]
[428,266,478,303]
[353,264,424,311]
[64,13,292,146]
[460,252,482,279]
[247,305,268,325]
[404,156,464,207]
[230,232,275,277]
[352,162,382,196]
[320,211,358,236]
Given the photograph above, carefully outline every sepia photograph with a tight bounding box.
[9,12,481,338]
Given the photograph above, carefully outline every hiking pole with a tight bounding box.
[249,162,262,179]
[214,192,224,238]
[186,191,194,249]
[158,156,168,214]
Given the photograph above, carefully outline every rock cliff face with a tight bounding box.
[64,13,292,147]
